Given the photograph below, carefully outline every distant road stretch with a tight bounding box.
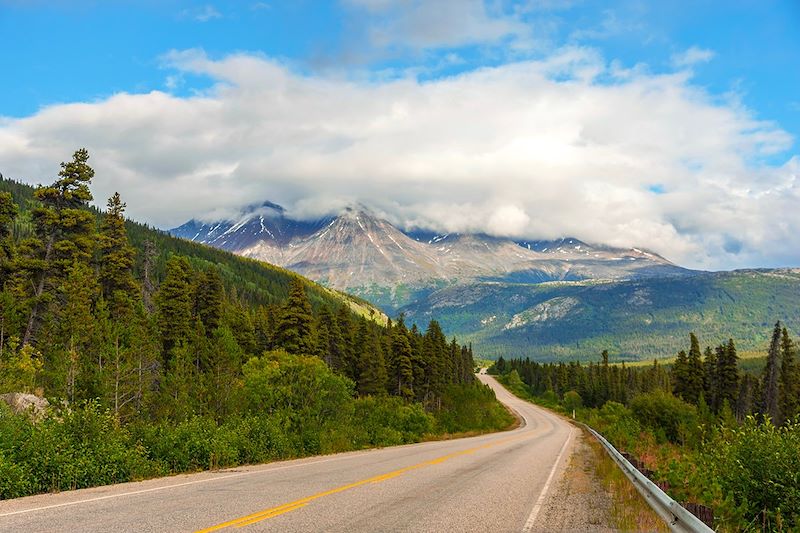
[0,375,575,532]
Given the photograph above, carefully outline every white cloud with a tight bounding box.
[343,0,532,51]
[180,4,221,22]
[671,46,715,68]
[0,48,796,271]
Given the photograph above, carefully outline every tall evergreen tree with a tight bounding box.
[388,320,414,399]
[22,149,96,346]
[274,278,315,355]
[0,192,16,284]
[779,328,799,424]
[194,267,224,334]
[683,333,705,405]
[672,349,689,399]
[155,256,194,366]
[760,322,783,422]
[717,339,739,412]
[97,192,138,312]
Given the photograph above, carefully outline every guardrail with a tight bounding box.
[579,423,715,533]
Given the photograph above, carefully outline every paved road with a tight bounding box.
[0,375,575,532]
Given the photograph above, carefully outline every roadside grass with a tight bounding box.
[585,432,668,532]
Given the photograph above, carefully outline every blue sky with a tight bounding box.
[0,1,799,269]
[2,1,798,139]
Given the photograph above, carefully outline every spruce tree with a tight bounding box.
[683,333,705,405]
[274,278,315,355]
[98,192,138,312]
[155,256,194,367]
[760,322,783,422]
[672,349,689,399]
[22,149,96,346]
[194,267,224,334]
[779,328,799,424]
[389,324,414,399]
[717,339,739,412]
[0,192,17,284]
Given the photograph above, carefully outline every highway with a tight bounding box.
[0,374,575,532]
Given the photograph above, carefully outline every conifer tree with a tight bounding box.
[388,321,414,399]
[760,322,783,422]
[683,333,705,405]
[703,346,717,409]
[22,149,96,346]
[672,349,689,399]
[274,278,315,355]
[0,192,16,284]
[194,267,224,334]
[717,339,739,412]
[156,256,194,366]
[356,322,388,396]
[98,192,138,312]
[779,328,799,424]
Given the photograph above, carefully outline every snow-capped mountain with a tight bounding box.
[171,202,689,310]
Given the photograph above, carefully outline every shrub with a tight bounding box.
[629,391,697,444]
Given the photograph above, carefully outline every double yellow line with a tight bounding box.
[196,434,525,531]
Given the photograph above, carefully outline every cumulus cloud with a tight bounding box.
[0,47,796,271]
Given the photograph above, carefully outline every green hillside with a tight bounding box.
[400,271,800,361]
[0,176,385,323]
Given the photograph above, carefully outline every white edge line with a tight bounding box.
[0,454,350,518]
[521,427,575,532]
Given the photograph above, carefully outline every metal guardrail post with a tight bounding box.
[578,423,715,533]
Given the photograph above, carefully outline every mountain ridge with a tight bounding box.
[171,201,691,310]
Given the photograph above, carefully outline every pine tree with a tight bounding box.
[778,328,799,424]
[155,256,194,367]
[703,346,717,409]
[672,350,689,399]
[0,192,17,285]
[356,322,388,396]
[194,267,224,334]
[388,322,414,399]
[97,192,138,313]
[274,279,315,355]
[717,339,739,413]
[22,149,96,346]
[760,322,783,422]
[683,333,705,405]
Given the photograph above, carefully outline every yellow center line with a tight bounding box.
[195,433,528,532]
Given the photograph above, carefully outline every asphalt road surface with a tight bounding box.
[0,374,575,532]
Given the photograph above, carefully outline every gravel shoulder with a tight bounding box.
[532,428,618,532]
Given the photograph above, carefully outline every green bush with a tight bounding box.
[436,383,514,434]
[705,417,800,528]
[629,391,697,444]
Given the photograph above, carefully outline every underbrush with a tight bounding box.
[0,371,511,500]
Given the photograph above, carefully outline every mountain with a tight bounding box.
[171,203,689,311]
[398,269,800,361]
[171,201,800,362]
[0,179,385,323]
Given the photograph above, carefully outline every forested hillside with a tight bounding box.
[0,150,512,499]
[402,272,800,361]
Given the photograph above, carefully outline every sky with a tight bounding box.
[0,0,798,270]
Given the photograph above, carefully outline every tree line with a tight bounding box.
[0,149,477,421]
[493,323,799,425]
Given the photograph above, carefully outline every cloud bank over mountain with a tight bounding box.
[0,46,796,270]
